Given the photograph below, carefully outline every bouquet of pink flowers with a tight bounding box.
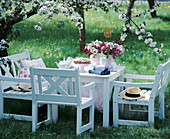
[84,39,124,59]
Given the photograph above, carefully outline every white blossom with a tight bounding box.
[38,6,48,15]
[141,23,145,28]
[119,14,123,19]
[130,25,134,30]
[138,35,143,40]
[131,9,134,12]
[120,33,127,41]
[150,9,155,12]
[141,29,145,34]
[135,29,140,35]
[23,14,27,20]
[117,45,124,51]
[149,41,157,47]
[160,43,164,48]
[126,24,130,28]
[34,25,42,31]
[146,32,153,37]
[122,25,127,31]
[148,38,153,43]
[153,48,158,53]
[144,39,149,44]
[119,13,126,20]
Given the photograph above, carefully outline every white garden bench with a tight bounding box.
[0,49,49,121]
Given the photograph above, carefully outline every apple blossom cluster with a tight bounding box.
[118,2,163,54]
[0,0,42,20]
[84,40,124,59]
[34,1,84,30]
[0,39,10,51]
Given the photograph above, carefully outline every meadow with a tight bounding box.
[0,3,170,138]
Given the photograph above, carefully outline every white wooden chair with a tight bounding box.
[30,67,96,135]
[112,60,170,126]
[0,50,32,121]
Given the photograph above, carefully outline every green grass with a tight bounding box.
[1,3,170,138]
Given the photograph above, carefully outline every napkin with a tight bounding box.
[89,67,110,75]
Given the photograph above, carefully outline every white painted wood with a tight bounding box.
[112,81,154,88]
[69,77,74,95]
[113,87,119,127]
[47,104,52,124]
[3,114,32,121]
[52,105,58,123]
[30,67,95,135]
[0,50,34,121]
[118,120,149,126]
[103,78,110,127]
[79,66,125,127]
[112,61,170,127]
[159,91,164,119]
[124,74,155,80]
[80,82,96,92]
[0,80,3,119]
[0,50,54,125]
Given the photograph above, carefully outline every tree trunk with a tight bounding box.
[0,49,8,57]
[0,17,11,57]
[78,6,85,53]
[148,0,157,18]
[125,0,136,33]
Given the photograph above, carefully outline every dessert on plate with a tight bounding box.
[74,58,91,64]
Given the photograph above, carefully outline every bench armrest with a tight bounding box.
[0,76,30,83]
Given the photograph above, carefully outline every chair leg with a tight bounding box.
[47,104,52,123]
[89,105,94,132]
[32,102,38,132]
[0,97,3,120]
[148,102,154,124]
[76,106,82,136]
[159,93,164,119]
[113,101,118,127]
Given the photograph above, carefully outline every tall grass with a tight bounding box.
[1,3,170,138]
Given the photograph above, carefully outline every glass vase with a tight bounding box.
[90,53,114,68]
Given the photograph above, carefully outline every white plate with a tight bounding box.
[74,64,90,67]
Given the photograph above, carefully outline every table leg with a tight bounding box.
[103,78,110,127]
[52,105,58,123]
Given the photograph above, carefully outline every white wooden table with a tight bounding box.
[79,66,125,127]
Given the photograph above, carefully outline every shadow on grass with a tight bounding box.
[157,16,170,22]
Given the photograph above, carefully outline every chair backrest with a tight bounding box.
[0,49,30,77]
[30,67,82,106]
[151,61,170,98]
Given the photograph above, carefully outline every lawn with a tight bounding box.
[0,3,170,139]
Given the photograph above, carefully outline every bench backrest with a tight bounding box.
[151,61,170,98]
[0,49,30,77]
[30,67,82,106]
[0,49,30,89]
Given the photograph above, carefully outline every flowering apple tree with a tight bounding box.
[0,0,164,57]
[0,0,42,56]
[34,0,121,53]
